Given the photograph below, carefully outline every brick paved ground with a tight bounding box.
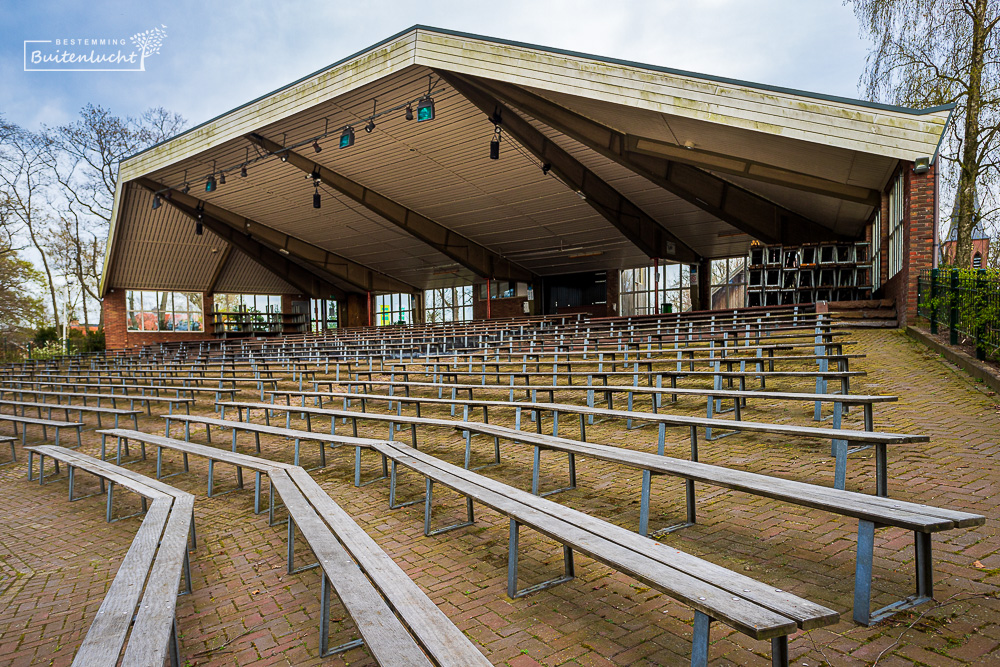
[0,328,997,665]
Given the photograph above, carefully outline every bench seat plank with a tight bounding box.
[287,467,492,667]
[121,493,195,667]
[70,498,172,667]
[268,470,435,666]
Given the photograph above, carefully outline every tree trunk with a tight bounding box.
[955,0,987,268]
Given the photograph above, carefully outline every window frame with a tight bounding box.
[125,290,204,333]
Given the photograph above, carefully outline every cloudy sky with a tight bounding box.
[2,0,874,132]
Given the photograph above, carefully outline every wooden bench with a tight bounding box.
[0,397,142,429]
[221,399,927,496]
[25,445,195,666]
[0,379,239,402]
[98,428,297,521]
[355,439,838,666]
[273,383,896,438]
[434,421,985,625]
[94,430,492,665]
[160,413,338,469]
[0,412,84,447]
[0,387,194,415]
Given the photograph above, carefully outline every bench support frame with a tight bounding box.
[319,571,365,657]
[853,520,934,625]
[424,478,475,536]
[507,519,575,598]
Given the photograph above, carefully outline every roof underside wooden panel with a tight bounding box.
[102,26,950,296]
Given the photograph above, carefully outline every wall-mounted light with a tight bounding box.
[914,156,931,174]
[151,194,162,210]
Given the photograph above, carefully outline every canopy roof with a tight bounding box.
[101,25,953,298]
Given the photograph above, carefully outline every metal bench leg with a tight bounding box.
[507,519,574,598]
[531,446,576,497]
[354,446,389,487]
[424,478,475,536]
[389,461,424,509]
[855,519,935,625]
[180,550,193,596]
[639,469,695,537]
[691,611,711,667]
[168,616,181,667]
[319,571,365,657]
[287,518,319,574]
[771,635,789,667]
[833,439,848,490]
[268,481,286,526]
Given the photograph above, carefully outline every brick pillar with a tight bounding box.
[102,289,128,350]
[605,270,620,316]
[343,293,369,328]
[202,292,215,336]
[698,260,711,311]
[902,162,936,326]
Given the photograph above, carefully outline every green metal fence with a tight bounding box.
[917,268,1000,361]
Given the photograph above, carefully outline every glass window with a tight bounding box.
[619,263,692,316]
[125,290,203,332]
[871,209,882,291]
[375,293,413,326]
[478,281,525,300]
[710,258,747,310]
[310,298,338,331]
[425,286,473,323]
[887,171,905,280]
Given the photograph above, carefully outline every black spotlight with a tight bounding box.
[152,194,162,210]
[219,171,226,185]
[490,132,500,160]
[195,220,203,235]
[405,105,414,121]
[181,182,190,194]
[240,164,248,178]
[313,140,322,153]
[313,191,321,209]
[542,163,551,175]
[280,153,288,162]
[365,118,375,133]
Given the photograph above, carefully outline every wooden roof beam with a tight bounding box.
[437,70,699,264]
[246,133,535,284]
[136,179,345,300]
[460,75,857,245]
[135,177,415,295]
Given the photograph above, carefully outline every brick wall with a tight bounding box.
[903,162,936,325]
[473,294,529,319]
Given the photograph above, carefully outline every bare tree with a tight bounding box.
[45,104,187,325]
[0,125,61,327]
[848,0,1000,267]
